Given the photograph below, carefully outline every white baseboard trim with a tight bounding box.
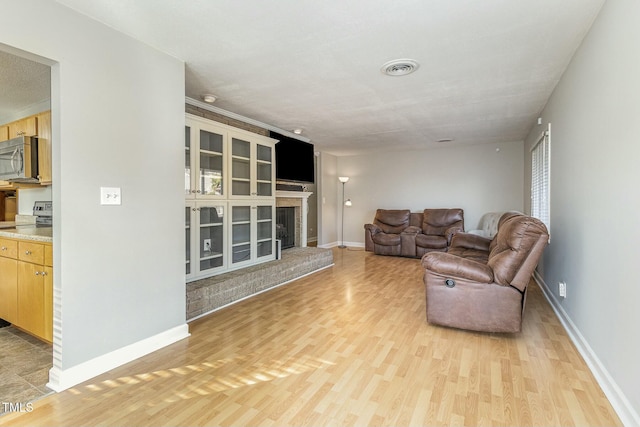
[318,241,365,249]
[47,324,190,392]
[533,271,639,427]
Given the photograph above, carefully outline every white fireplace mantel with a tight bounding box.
[276,191,313,247]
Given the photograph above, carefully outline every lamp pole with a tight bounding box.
[338,177,349,248]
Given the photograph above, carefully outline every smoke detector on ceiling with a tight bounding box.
[202,94,217,103]
[381,59,420,76]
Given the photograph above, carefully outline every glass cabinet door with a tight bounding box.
[198,205,225,273]
[185,205,192,275]
[198,129,224,197]
[231,205,252,264]
[231,137,251,196]
[256,144,273,196]
[185,126,192,197]
[256,205,274,259]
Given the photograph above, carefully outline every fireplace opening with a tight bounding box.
[276,207,296,249]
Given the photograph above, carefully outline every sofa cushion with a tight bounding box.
[372,232,401,246]
[447,246,489,263]
[415,234,448,249]
[422,208,464,235]
[489,212,522,252]
[373,209,410,234]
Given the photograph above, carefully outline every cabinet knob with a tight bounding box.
[196,190,201,193]
[1,247,6,251]
[35,271,40,276]
[192,208,197,211]
[25,250,32,255]
[191,190,196,193]
[41,271,47,276]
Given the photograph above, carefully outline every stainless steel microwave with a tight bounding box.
[0,136,39,182]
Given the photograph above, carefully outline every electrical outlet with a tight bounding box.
[203,239,212,252]
[559,281,567,298]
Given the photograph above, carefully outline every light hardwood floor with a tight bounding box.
[0,248,621,426]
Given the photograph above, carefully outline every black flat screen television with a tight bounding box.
[271,131,315,183]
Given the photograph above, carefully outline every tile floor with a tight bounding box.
[0,326,53,416]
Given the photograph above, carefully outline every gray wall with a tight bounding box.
[318,152,338,246]
[1,0,186,371]
[523,0,640,421]
[326,141,524,246]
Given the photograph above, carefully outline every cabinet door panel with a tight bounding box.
[9,116,37,138]
[43,266,53,342]
[187,201,227,280]
[186,205,192,275]
[0,125,8,142]
[185,126,192,196]
[17,261,45,338]
[36,111,52,184]
[0,257,18,323]
[199,129,224,197]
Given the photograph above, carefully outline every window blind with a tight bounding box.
[531,125,550,232]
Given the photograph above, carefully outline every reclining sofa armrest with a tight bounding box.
[364,223,381,252]
[400,226,421,257]
[421,252,494,283]
[364,223,381,234]
[444,225,464,245]
[450,232,491,251]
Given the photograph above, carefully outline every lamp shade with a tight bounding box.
[338,176,350,183]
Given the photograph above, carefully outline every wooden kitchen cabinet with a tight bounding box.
[36,111,52,184]
[19,240,45,264]
[0,236,53,342]
[0,124,8,142]
[0,238,19,324]
[8,116,37,138]
[17,261,47,339]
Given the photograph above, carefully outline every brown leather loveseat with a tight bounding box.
[421,213,548,333]
[364,208,464,258]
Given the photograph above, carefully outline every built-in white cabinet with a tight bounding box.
[186,201,227,280]
[185,119,226,198]
[230,134,274,198]
[185,114,276,281]
[229,202,275,269]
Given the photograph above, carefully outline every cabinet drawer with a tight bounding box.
[0,238,18,259]
[18,241,45,264]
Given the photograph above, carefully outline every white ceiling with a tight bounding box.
[6,1,605,155]
[0,50,51,123]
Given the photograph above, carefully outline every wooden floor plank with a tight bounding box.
[0,248,622,426]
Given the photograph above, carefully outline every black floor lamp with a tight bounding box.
[339,176,351,248]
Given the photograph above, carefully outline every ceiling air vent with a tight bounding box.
[381,59,420,76]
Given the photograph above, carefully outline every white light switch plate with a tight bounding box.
[100,187,122,205]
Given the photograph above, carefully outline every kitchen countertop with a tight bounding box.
[0,225,52,243]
